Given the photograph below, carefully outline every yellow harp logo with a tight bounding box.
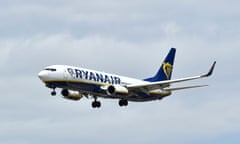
[163,62,173,79]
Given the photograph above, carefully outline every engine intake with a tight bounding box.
[105,85,128,95]
[107,85,116,94]
[61,89,83,101]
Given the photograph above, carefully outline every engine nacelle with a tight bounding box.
[61,89,83,101]
[105,85,128,95]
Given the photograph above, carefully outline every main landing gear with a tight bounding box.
[92,97,101,108]
[91,100,128,108]
[119,99,128,107]
[92,101,101,108]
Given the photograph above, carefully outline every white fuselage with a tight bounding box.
[37,48,215,108]
[38,65,171,102]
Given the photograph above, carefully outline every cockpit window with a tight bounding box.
[45,68,57,72]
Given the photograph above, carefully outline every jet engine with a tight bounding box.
[61,89,83,101]
[106,85,128,95]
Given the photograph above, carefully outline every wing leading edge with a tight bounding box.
[127,61,216,91]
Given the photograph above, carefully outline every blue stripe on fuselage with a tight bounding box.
[45,80,170,102]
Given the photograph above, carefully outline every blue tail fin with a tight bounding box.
[144,48,176,82]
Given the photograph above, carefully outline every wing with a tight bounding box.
[127,61,216,91]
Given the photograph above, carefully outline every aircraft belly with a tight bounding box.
[45,81,171,102]
[66,81,100,92]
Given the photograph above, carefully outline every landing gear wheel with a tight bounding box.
[96,101,101,107]
[92,101,101,108]
[51,90,56,96]
[119,99,128,107]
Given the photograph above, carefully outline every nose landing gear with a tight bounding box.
[51,88,56,96]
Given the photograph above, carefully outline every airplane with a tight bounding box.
[38,48,216,108]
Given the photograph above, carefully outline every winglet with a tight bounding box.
[202,61,216,77]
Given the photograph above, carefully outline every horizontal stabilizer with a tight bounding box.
[164,85,208,91]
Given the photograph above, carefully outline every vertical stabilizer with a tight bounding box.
[144,48,176,82]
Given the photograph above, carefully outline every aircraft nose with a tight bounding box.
[38,71,48,81]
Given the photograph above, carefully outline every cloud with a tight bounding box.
[0,0,240,144]
[1,0,240,42]
[0,46,11,67]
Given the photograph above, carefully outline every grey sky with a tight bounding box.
[0,0,239,144]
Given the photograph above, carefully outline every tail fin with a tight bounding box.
[144,48,176,82]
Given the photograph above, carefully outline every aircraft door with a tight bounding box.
[63,69,68,79]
